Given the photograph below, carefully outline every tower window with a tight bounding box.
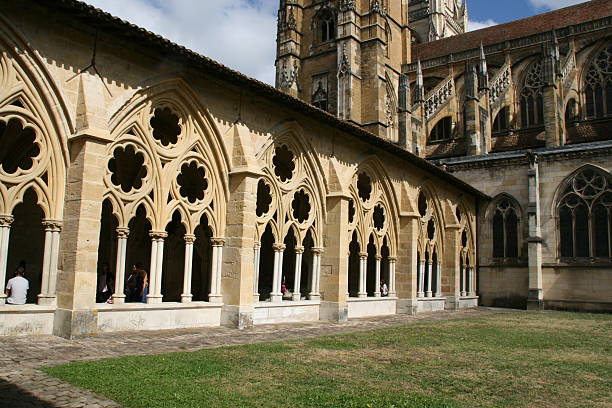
[317,9,336,43]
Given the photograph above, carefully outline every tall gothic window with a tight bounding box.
[558,167,612,259]
[429,116,452,142]
[492,197,519,259]
[520,61,544,128]
[317,9,336,43]
[584,44,612,119]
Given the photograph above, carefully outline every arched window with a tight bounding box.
[316,9,336,43]
[558,167,612,259]
[429,117,452,142]
[492,106,509,133]
[492,197,519,259]
[520,61,544,128]
[584,44,612,119]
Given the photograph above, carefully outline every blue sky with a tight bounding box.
[82,0,589,84]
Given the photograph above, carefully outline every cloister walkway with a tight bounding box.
[0,307,516,408]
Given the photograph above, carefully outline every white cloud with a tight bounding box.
[467,19,499,32]
[83,0,278,84]
[527,0,589,10]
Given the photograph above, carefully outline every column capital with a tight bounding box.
[388,256,397,263]
[254,241,261,249]
[184,234,196,244]
[375,255,382,261]
[211,237,226,247]
[427,260,433,265]
[149,231,168,240]
[294,246,305,254]
[272,243,286,252]
[311,247,325,255]
[116,227,130,239]
[42,219,62,232]
[0,215,14,227]
[359,252,368,259]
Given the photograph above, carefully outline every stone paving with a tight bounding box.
[0,307,515,408]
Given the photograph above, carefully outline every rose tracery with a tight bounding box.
[108,145,147,193]
[0,118,40,174]
[177,161,208,203]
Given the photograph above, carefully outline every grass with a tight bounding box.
[42,312,612,408]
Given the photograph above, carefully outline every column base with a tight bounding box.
[396,298,418,315]
[292,293,301,301]
[309,293,321,301]
[37,295,57,306]
[389,292,397,298]
[0,294,6,306]
[221,305,254,329]
[146,295,163,304]
[425,291,432,297]
[527,289,544,311]
[180,294,193,303]
[374,292,381,298]
[319,301,348,322]
[253,294,260,304]
[111,294,126,304]
[208,295,223,304]
[269,294,283,302]
[357,293,367,299]
[53,308,98,339]
[444,296,460,311]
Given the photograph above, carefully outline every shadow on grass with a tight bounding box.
[0,378,56,407]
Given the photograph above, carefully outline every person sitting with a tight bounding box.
[5,265,29,305]
[96,262,114,303]
[380,279,389,297]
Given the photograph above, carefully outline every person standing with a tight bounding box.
[5,264,29,305]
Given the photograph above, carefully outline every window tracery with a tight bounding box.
[491,197,519,259]
[429,116,452,142]
[314,8,336,43]
[520,60,544,128]
[558,167,612,259]
[584,44,612,119]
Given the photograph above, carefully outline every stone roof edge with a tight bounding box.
[437,140,612,169]
[32,0,489,200]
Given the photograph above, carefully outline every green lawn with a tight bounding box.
[43,312,612,408]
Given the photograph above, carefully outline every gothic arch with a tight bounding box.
[348,156,399,257]
[415,183,446,260]
[579,39,612,119]
[254,121,326,248]
[552,164,612,259]
[486,193,523,260]
[0,14,72,220]
[106,78,229,237]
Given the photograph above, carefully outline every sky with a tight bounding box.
[82,0,590,85]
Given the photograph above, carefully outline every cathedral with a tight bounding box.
[0,0,609,338]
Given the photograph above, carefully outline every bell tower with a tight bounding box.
[408,0,467,44]
[275,0,413,144]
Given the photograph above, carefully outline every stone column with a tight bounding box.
[527,153,544,310]
[460,264,467,297]
[309,247,323,301]
[396,215,419,314]
[270,243,285,302]
[425,261,433,297]
[147,231,167,304]
[417,260,425,298]
[0,215,13,305]
[468,267,475,296]
[181,234,196,303]
[319,193,350,322]
[253,242,261,304]
[292,246,304,301]
[209,238,225,303]
[358,252,368,298]
[112,228,129,304]
[39,220,62,306]
[435,262,442,298]
[374,255,382,297]
[388,256,397,297]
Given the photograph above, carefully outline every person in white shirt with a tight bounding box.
[380,279,389,297]
[5,266,29,305]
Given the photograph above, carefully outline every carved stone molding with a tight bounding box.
[272,243,287,252]
[0,215,14,227]
[184,234,196,244]
[149,231,168,240]
[42,219,62,232]
[212,237,226,247]
[116,227,130,239]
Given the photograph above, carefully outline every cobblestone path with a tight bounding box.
[0,307,515,408]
